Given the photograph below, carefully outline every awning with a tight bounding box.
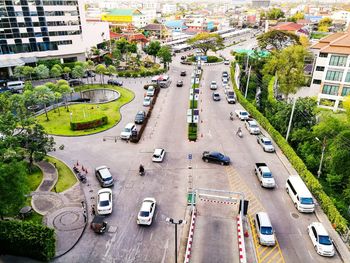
[0,58,25,68]
[21,57,37,63]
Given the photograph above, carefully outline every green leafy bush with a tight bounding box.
[124,72,131,78]
[0,220,55,261]
[139,71,146,77]
[131,72,139,78]
[230,65,348,232]
[188,123,197,141]
[37,59,61,69]
[117,71,125,77]
[70,116,108,130]
[189,100,198,109]
[207,56,220,63]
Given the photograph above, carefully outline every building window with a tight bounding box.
[345,72,350,83]
[325,70,343,81]
[322,84,339,95]
[319,53,328,57]
[329,55,347,67]
[341,86,350,96]
[313,79,321,84]
[316,66,325,71]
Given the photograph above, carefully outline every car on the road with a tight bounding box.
[226,91,236,104]
[137,197,156,225]
[176,81,184,87]
[210,81,218,90]
[202,151,230,165]
[224,60,230,65]
[135,110,146,124]
[255,212,276,246]
[107,79,123,86]
[257,135,275,152]
[307,222,335,257]
[180,71,187,76]
[120,122,136,140]
[68,79,83,87]
[97,188,113,215]
[181,55,186,60]
[245,120,260,135]
[152,148,165,162]
[146,86,155,97]
[212,92,220,101]
[95,166,114,187]
[143,96,152,106]
[222,77,229,85]
[222,71,229,79]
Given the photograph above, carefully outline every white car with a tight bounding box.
[152,148,165,162]
[137,198,156,225]
[245,120,261,135]
[257,135,275,153]
[224,60,230,65]
[222,77,229,85]
[143,96,152,106]
[210,81,217,90]
[146,86,155,97]
[97,188,113,215]
[308,222,335,257]
[120,123,136,140]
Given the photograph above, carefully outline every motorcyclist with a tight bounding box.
[139,164,145,175]
[236,127,242,136]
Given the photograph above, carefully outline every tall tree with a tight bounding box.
[34,65,50,79]
[144,41,161,62]
[107,65,116,77]
[266,8,285,20]
[157,46,172,69]
[257,30,301,50]
[56,80,71,112]
[13,66,25,80]
[95,64,106,84]
[33,85,55,121]
[72,65,85,80]
[22,66,34,80]
[63,66,71,80]
[187,33,223,55]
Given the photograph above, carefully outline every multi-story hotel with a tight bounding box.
[0,0,109,78]
[310,29,350,111]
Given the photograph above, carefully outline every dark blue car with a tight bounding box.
[202,151,230,165]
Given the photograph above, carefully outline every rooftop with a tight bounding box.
[106,9,142,16]
[311,29,350,55]
[270,22,303,32]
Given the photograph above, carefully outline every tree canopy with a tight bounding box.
[187,32,223,55]
[266,8,285,20]
[257,30,301,50]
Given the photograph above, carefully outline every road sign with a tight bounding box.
[188,154,192,160]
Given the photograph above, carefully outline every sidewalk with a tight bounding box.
[31,161,86,257]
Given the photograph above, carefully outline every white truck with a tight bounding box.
[235,110,249,121]
[254,163,276,188]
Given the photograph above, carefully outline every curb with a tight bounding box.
[237,215,247,263]
[184,208,197,263]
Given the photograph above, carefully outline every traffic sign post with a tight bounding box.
[188,153,192,169]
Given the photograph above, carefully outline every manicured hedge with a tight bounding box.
[230,65,348,232]
[188,123,197,141]
[189,100,198,109]
[0,220,55,261]
[70,116,108,130]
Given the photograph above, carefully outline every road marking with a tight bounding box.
[308,250,314,260]
[297,228,302,237]
[161,238,169,263]
[150,233,153,241]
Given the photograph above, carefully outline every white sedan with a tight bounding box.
[308,222,335,257]
[245,120,261,135]
[143,96,152,107]
[152,148,165,162]
[137,198,157,225]
[97,188,113,215]
[146,86,155,97]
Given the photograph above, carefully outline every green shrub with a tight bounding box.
[139,71,146,77]
[145,71,153,76]
[37,58,61,69]
[124,72,131,78]
[188,123,197,141]
[0,220,55,261]
[61,62,76,70]
[230,65,348,233]
[118,71,125,77]
[70,116,108,130]
[207,56,219,63]
[189,100,198,109]
[131,72,139,78]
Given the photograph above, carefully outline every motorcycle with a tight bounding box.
[230,112,234,121]
[139,165,145,176]
[73,166,87,183]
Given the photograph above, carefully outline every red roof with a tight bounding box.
[110,31,122,39]
[270,22,303,32]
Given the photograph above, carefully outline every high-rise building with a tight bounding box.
[0,0,109,78]
[251,0,270,8]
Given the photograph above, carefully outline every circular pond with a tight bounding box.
[80,89,120,103]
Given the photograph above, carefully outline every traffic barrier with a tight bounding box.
[184,208,197,263]
[236,215,247,263]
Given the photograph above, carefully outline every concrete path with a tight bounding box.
[31,161,86,257]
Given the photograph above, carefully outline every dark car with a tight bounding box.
[90,215,107,234]
[107,79,123,86]
[68,79,83,87]
[202,151,230,165]
[83,71,96,78]
[180,71,187,76]
[181,55,186,60]
[135,110,146,124]
[176,81,183,87]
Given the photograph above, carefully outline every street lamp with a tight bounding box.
[166,217,186,263]
[315,137,327,178]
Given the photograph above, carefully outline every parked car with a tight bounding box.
[257,135,275,152]
[143,96,152,106]
[152,148,165,162]
[176,81,183,87]
[107,79,123,86]
[202,151,230,165]
[254,212,276,246]
[120,123,136,140]
[212,92,220,101]
[245,120,260,135]
[254,163,275,188]
[90,215,107,234]
[68,79,83,87]
[95,166,114,187]
[226,91,236,104]
[224,60,230,65]
[210,81,217,90]
[137,198,157,225]
[222,77,229,85]
[97,188,113,215]
[308,222,335,257]
[180,71,187,76]
[135,110,146,124]
[146,86,155,97]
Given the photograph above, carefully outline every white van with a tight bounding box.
[255,212,276,246]
[151,75,171,88]
[7,81,24,92]
[120,123,136,140]
[285,176,315,213]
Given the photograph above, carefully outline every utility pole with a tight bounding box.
[316,137,327,178]
[285,98,297,142]
[245,65,251,98]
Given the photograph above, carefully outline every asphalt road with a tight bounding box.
[49,30,343,263]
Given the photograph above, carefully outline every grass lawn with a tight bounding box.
[37,85,134,136]
[311,32,328,39]
[45,156,77,193]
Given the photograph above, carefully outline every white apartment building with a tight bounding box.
[161,4,177,15]
[310,29,350,111]
[0,0,109,78]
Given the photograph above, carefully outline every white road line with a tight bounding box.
[161,239,169,263]
[297,228,302,237]
[308,250,314,261]
[150,233,153,241]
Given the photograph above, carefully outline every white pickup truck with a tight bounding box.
[254,163,276,188]
[235,110,249,121]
